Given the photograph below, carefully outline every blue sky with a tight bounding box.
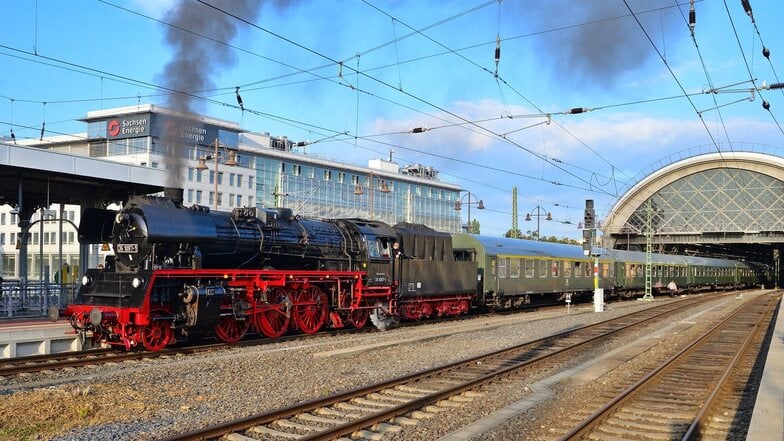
[2,0,784,238]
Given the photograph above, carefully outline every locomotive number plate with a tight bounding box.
[116,243,138,253]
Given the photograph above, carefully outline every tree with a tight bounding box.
[504,228,523,239]
[468,219,481,234]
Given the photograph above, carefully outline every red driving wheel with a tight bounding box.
[347,308,369,329]
[292,286,328,334]
[140,314,173,351]
[253,289,291,338]
[215,315,250,344]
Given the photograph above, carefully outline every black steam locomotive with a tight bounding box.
[68,194,476,351]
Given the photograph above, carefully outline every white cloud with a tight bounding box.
[129,0,178,18]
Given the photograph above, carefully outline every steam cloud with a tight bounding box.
[523,0,682,88]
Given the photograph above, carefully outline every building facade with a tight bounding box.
[1,104,462,280]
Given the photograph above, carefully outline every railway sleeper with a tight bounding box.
[296,412,347,424]
[316,407,362,419]
[390,416,420,426]
[353,397,395,408]
[275,418,319,432]
[246,425,299,439]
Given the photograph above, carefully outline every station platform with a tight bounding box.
[747,295,784,440]
[0,317,84,358]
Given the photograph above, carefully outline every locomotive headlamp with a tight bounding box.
[81,275,93,286]
[132,277,145,289]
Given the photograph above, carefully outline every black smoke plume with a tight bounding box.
[522,0,682,89]
[156,0,264,186]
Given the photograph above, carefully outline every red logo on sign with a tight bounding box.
[108,120,120,137]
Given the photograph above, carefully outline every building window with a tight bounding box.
[209,171,215,184]
[1,213,5,225]
[187,189,194,203]
[209,192,215,206]
[196,169,203,182]
[338,172,345,183]
[188,168,194,181]
[0,233,4,245]
[230,173,236,186]
[229,193,235,207]
[236,194,242,207]
[352,175,359,185]
[196,190,203,204]
[323,170,332,181]
[237,175,243,187]
[248,176,254,189]
[248,196,254,207]
[293,165,301,176]
[218,172,224,185]
[217,192,223,206]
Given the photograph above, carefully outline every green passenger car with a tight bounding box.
[452,233,614,308]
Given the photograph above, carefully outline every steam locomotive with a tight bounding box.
[67,194,769,351]
[68,194,475,350]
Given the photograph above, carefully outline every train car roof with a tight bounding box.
[452,234,751,268]
[605,249,747,268]
[452,233,590,259]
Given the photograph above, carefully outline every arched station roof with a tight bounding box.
[603,146,784,256]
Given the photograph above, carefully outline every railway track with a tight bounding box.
[161,291,735,440]
[555,292,779,440]
[0,300,589,378]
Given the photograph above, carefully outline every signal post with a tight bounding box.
[583,200,603,312]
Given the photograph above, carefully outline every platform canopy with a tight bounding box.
[0,142,168,212]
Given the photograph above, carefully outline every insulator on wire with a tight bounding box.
[10,129,15,144]
[494,36,501,77]
[762,100,770,110]
[763,47,770,59]
[569,107,590,114]
[688,0,696,32]
[235,86,244,111]
[39,122,45,141]
[741,0,753,18]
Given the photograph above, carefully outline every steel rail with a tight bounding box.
[162,292,730,441]
[557,293,777,440]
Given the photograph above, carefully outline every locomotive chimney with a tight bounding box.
[164,187,184,205]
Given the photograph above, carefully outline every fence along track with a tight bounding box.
[163,293,735,441]
[556,292,779,441]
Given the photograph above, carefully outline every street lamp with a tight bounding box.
[352,171,391,220]
[524,205,552,240]
[196,138,237,210]
[454,191,485,233]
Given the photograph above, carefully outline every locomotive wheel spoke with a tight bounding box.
[254,290,291,338]
[421,302,433,319]
[348,308,369,329]
[215,316,250,344]
[293,286,328,334]
[140,314,173,352]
